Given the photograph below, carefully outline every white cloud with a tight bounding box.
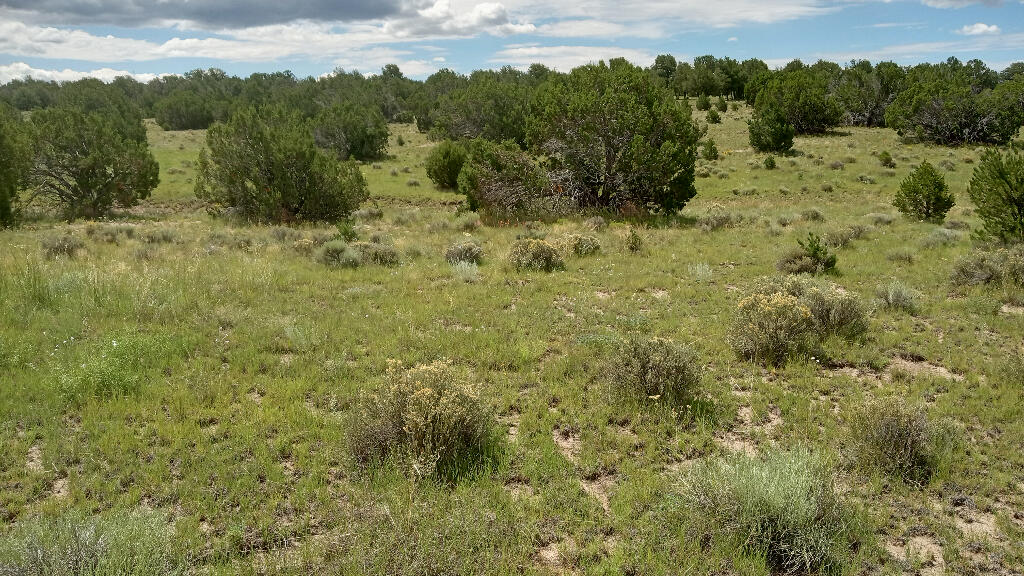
[0,61,169,83]
[957,22,1000,35]
[727,36,739,42]
[491,43,653,71]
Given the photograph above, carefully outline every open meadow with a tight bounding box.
[2,108,1023,576]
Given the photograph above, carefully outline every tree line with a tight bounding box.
[1,55,1022,230]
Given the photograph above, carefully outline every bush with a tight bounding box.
[445,240,484,264]
[352,241,400,266]
[349,360,495,480]
[0,509,181,576]
[196,105,368,223]
[777,232,836,275]
[701,139,719,161]
[0,103,31,228]
[86,223,136,244]
[611,336,702,405]
[312,101,389,161]
[682,449,861,575]
[55,337,148,405]
[876,280,921,314]
[715,95,728,113]
[626,228,644,253]
[823,224,868,249]
[866,213,895,226]
[748,110,795,154]
[458,139,553,219]
[28,107,160,221]
[921,227,961,248]
[154,89,214,130]
[353,207,384,221]
[763,155,777,170]
[849,399,958,484]
[558,233,601,257]
[729,291,815,365]
[425,140,467,189]
[698,203,742,231]
[878,151,896,168]
[584,215,608,231]
[142,228,177,245]
[451,261,480,283]
[968,147,1024,243]
[41,233,84,259]
[695,94,712,111]
[316,240,361,268]
[508,239,565,272]
[950,245,1024,288]
[754,276,868,340]
[893,161,954,223]
[800,207,824,222]
[706,108,721,124]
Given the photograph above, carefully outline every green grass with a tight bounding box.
[1,107,1022,575]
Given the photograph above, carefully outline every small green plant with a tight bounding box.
[455,211,482,232]
[695,94,712,111]
[879,150,896,168]
[950,245,1024,288]
[894,161,954,223]
[445,240,484,265]
[508,239,565,272]
[777,232,837,275]
[316,240,361,268]
[800,207,824,222]
[354,207,384,221]
[584,215,607,231]
[701,139,719,161]
[848,399,958,484]
[349,360,495,480]
[876,280,921,314]
[396,134,405,146]
[748,110,794,154]
[682,448,862,575]
[626,228,644,253]
[336,219,358,242]
[706,108,721,124]
[611,336,702,405]
[763,155,777,170]
[715,95,728,113]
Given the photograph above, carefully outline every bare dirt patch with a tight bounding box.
[885,535,945,576]
[581,474,616,513]
[553,428,581,463]
[889,357,964,382]
[26,445,43,473]
[714,405,783,456]
[52,477,69,500]
[1000,304,1024,316]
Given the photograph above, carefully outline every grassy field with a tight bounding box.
[1,108,1022,575]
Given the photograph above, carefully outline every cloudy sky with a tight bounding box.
[0,0,1022,83]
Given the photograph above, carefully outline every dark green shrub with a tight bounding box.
[878,151,896,168]
[316,240,361,268]
[508,239,564,272]
[612,336,702,405]
[154,89,214,130]
[778,233,836,275]
[196,105,368,224]
[695,94,712,111]
[748,110,794,154]
[0,103,31,228]
[349,360,495,480]
[701,139,719,161]
[706,108,721,124]
[445,240,484,264]
[894,161,954,223]
[683,449,862,574]
[849,399,958,484]
[425,140,467,189]
[458,139,552,218]
[968,147,1024,243]
[763,155,777,170]
[715,95,728,112]
[313,102,389,161]
[28,107,159,221]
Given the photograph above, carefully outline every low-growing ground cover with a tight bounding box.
[1,111,1021,575]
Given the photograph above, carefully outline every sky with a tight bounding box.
[0,0,1022,84]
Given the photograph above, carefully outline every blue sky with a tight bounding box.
[1,0,1022,83]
